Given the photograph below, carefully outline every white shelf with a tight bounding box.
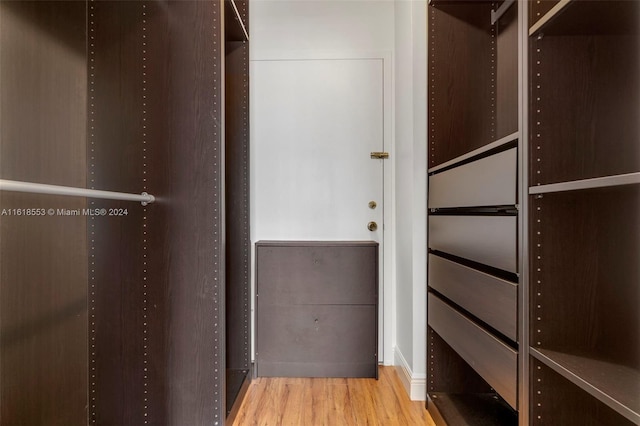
[529,172,640,195]
[529,0,572,36]
[428,132,519,175]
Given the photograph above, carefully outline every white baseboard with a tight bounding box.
[394,346,427,402]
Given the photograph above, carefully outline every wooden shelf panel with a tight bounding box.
[529,0,570,35]
[531,349,640,423]
[226,368,250,416]
[428,132,517,175]
[428,392,517,426]
[428,1,493,168]
[530,0,639,36]
[529,184,640,386]
[225,0,248,42]
[530,33,639,185]
[529,172,640,194]
[529,0,562,32]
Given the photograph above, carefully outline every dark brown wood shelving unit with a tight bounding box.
[427,0,521,424]
[0,1,250,425]
[428,0,518,169]
[531,357,638,426]
[224,0,250,422]
[528,1,639,424]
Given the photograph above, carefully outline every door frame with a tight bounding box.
[250,49,394,365]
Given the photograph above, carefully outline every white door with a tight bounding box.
[252,57,387,360]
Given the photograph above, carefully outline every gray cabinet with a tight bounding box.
[256,241,378,378]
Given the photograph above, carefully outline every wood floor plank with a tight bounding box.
[232,367,435,426]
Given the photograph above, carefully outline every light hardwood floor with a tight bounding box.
[232,366,436,425]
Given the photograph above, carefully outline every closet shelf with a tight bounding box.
[428,0,515,25]
[226,0,249,42]
[529,172,640,195]
[428,392,517,426]
[529,0,571,35]
[531,348,640,424]
[491,0,515,25]
[0,179,155,205]
[530,0,639,36]
[428,132,518,175]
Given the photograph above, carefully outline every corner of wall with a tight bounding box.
[394,346,427,402]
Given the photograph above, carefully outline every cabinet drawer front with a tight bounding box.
[256,305,377,378]
[256,242,378,305]
[429,215,517,273]
[429,296,518,409]
[429,254,517,341]
[429,148,517,208]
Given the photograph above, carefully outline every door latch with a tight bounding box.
[370,152,389,159]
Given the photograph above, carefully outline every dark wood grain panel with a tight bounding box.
[91,0,146,194]
[0,2,88,424]
[257,305,377,378]
[529,0,560,29]
[534,0,639,36]
[428,393,517,426]
[0,194,88,426]
[530,185,640,369]
[428,2,494,168]
[256,243,378,306]
[530,34,640,185]
[427,325,494,395]
[139,2,171,425]
[89,2,159,424]
[225,41,250,373]
[165,1,225,424]
[530,357,636,426]
[90,200,147,426]
[0,0,87,185]
[225,3,251,415]
[496,3,518,139]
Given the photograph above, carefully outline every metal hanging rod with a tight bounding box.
[0,179,155,205]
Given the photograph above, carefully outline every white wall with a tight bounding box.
[250,0,427,400]
[393,0,427,401]
[249,0,396,364]
[251,0,395,53]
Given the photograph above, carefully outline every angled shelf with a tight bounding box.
[225,0,249,42]
[530,0,639,36]
[529,172,640,194]
[531,348,640,424]
[529,1,639,187]
[428,132,518,175]
[529,0,570,35]
[428,392,517,426]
